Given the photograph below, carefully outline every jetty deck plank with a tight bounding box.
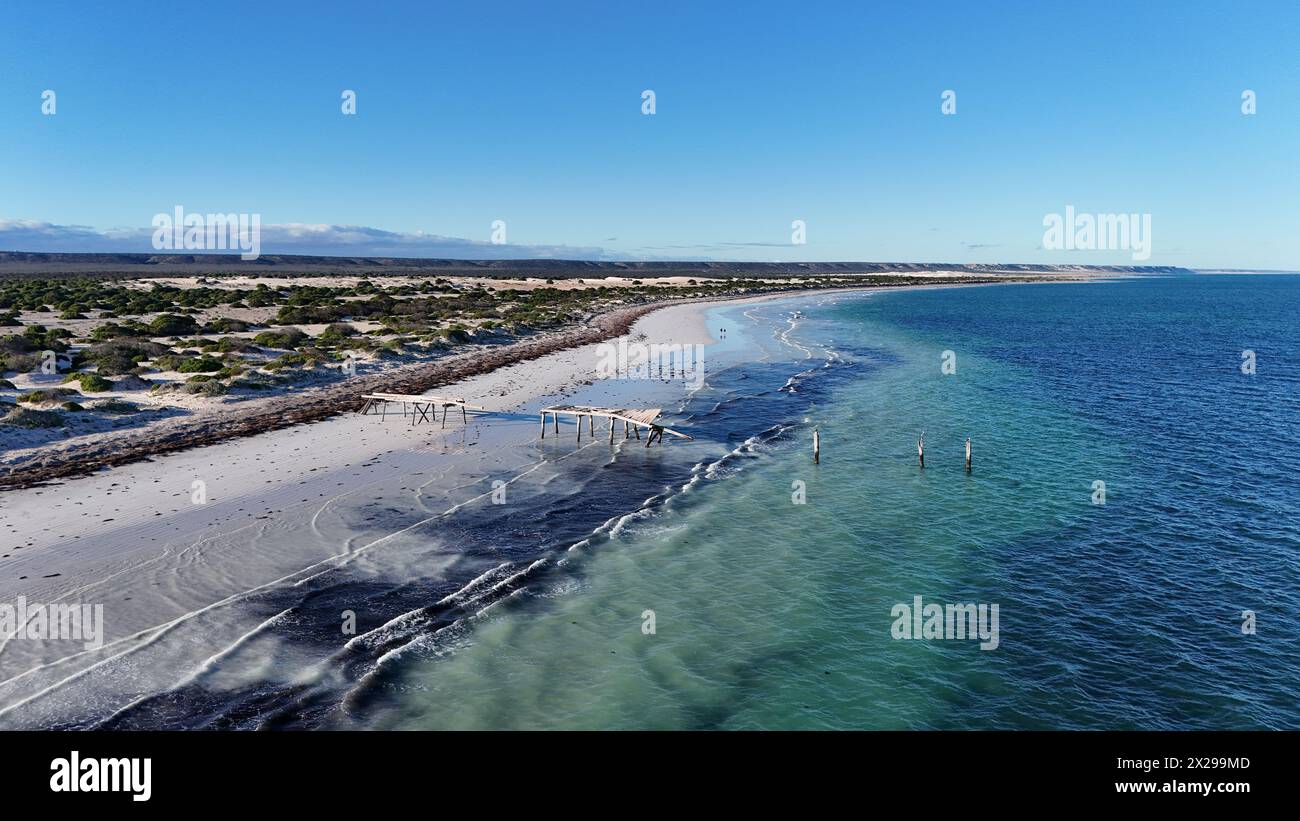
[540,405,692,441]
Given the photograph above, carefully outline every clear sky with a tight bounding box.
[1,0,1297,267]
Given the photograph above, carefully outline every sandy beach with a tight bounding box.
[0,296,719,727]
[0,297,705,488]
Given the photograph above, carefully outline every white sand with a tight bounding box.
[0,298,715,726]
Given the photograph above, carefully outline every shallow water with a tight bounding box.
[352,275,1300,730]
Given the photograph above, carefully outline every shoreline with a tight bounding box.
[0,275,1111,490]
[0,297,681,489]
[0,273,1158,727]
[0,292,758,725]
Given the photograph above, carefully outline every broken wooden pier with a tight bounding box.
[359,393,486,427]
[540,405,692,447]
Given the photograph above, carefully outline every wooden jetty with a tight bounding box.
[359,393,486,427]
[540,405,692,447]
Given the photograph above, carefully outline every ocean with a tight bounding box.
[20,274,1298,730]
[347,274,1300,730]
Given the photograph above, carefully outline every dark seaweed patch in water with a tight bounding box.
[93,351,867,729]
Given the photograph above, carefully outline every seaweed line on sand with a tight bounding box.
[0,299,684,490]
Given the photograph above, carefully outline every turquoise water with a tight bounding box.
[352,275,1300,730]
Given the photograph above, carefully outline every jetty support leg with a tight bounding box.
[813,429,820,464]
[541,412,546,439]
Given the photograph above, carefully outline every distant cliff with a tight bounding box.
[0,252,1195,280]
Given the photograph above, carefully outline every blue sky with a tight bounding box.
[1,0,1297,267]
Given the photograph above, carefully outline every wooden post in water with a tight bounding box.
[540,412,546,439]
[813,429,820,464]
[624,420,629,439]
[918,431,925,469]
[589,414,595,436]
[965,437,972,472]
[462,405,468,425]
[608,417,615,443]
[554,413,559,436]
[576,414,583,443]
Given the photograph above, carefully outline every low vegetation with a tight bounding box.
[2,269,1043,420]
[2,405,64,428]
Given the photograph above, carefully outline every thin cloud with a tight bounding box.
[0,218,629,261]
[638,241,795,251]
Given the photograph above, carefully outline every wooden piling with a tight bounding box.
[918,432,925,469]
[813,429,820,464]
[540,412,546,439]
[965,437,971,472]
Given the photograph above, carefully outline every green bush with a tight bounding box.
[230,378,273,391]
[216,337,254,353]
[265,352,310,370]
[86,339,170,375]
[253,328,308,349]
[175,356,224,373]
[90,321,150,341]
[318,322,358,341]
[148,314,199,336]
[204,317,249,333]
[183,380,228,396]
[63,372,114,392]
[90,398,139,414]
[17,388,80,404]
[2,351,42,373]
[0,406,64,428]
